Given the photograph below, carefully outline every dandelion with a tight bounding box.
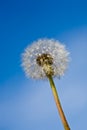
[21,38,70,130]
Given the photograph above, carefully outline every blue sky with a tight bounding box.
[0,0,87,130]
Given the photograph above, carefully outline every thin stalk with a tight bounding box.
[48,75,70,130]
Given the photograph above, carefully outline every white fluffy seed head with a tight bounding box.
[21,38,69,79]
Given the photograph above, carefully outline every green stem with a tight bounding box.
[48,75,70,130]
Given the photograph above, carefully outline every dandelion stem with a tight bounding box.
[48,75,70,130]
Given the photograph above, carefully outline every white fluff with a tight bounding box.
[21,38,69,79]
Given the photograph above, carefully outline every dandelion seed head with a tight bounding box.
[22,38,69,79]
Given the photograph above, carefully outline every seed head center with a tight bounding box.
[36,53,53,66]
[36,53,54,76]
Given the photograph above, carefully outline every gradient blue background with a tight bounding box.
[0,0,87,130]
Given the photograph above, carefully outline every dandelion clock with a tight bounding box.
[21,38,70,130]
